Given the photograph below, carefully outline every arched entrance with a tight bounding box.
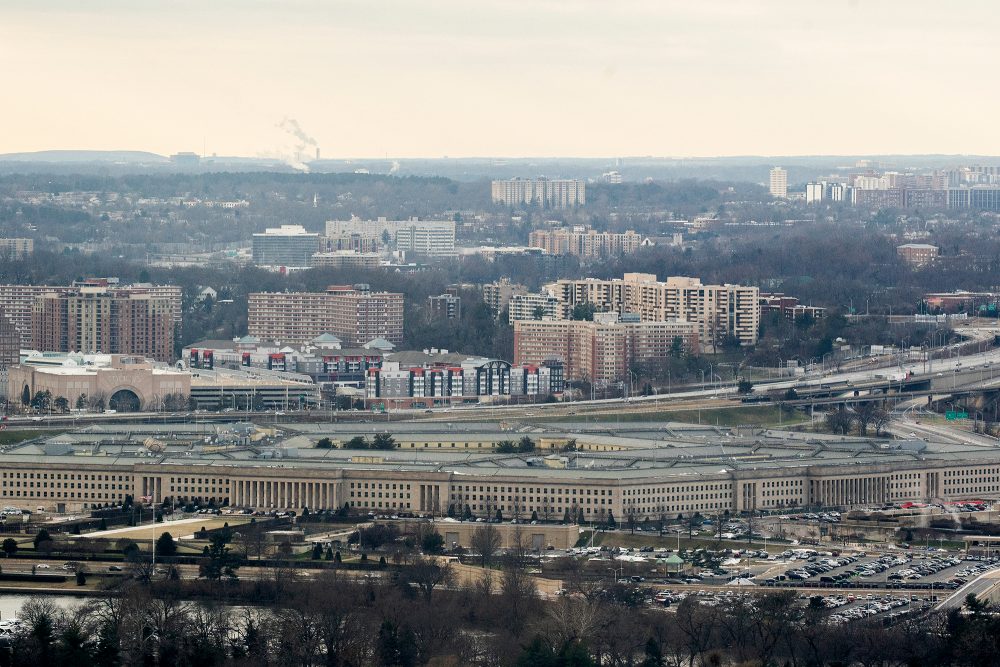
[109,389,141,412]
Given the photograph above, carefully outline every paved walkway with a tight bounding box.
[81,516,215,539]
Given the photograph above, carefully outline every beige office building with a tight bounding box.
[3,424,1000,525]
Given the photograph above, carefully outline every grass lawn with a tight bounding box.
[539,405,807,427]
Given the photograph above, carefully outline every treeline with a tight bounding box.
[318,434,398,450]
[4,575,997,666]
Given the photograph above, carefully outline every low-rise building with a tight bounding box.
[760,293,826,321]
[310,251,382,270]
[3,422,999,525]
[897,243,939,267]
[184,334,383,388]
[365,353,564,408]
[188,367,320,411]
[923,291,1000,314]
[7,353,190,411]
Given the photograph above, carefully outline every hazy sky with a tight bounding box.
[3,0,1000,159]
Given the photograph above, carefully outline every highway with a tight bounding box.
[2,329,999,429]
[936,569,1000,611]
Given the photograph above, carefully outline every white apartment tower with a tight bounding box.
[769,167,788,198]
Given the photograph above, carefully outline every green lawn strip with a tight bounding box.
[538,405,807,427]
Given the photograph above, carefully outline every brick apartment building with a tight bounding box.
[0,280,181,349]
[897,243,939,267]
[248,285,404,346]
[513,316,699,383]
[31,286,176,362]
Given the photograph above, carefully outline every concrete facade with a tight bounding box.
[7,355,189,410]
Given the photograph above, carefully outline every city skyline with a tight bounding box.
[4,1,1000,159]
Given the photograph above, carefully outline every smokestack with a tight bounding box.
[316,147,321,161]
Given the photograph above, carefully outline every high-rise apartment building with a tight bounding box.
[769,167,788,198]
[513,316,699,383]
[324,217,456,258]
[0,281,181,349]
[428,293,462,320]
[0,238,34,259]
[0,310,19,394]
[507,291,569,324]
[528,226,642,258]
[31,286,176,361]
[491,178,586,208]
[252,225,320,267]
[482,278,528,318]
[248,286,404,346]
[546,273,759,349]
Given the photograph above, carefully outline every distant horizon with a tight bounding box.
[4,148,1000,163]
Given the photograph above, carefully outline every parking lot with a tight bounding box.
[761,549,1000,591]
[647,588,939,625]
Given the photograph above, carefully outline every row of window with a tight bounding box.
[3,473,131,481]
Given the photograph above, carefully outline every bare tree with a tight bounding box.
[873,407,892,436]
[855,401,878,436]
[825,407,855,435]
[470,523,502,569]
[499,563,537,635]
[406,556,453,602]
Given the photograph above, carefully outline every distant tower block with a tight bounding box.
[313,193,318,208]
[769,167,788,198]
[316,147,321,161]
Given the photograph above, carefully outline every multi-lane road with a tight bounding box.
[3,331,1000,429]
